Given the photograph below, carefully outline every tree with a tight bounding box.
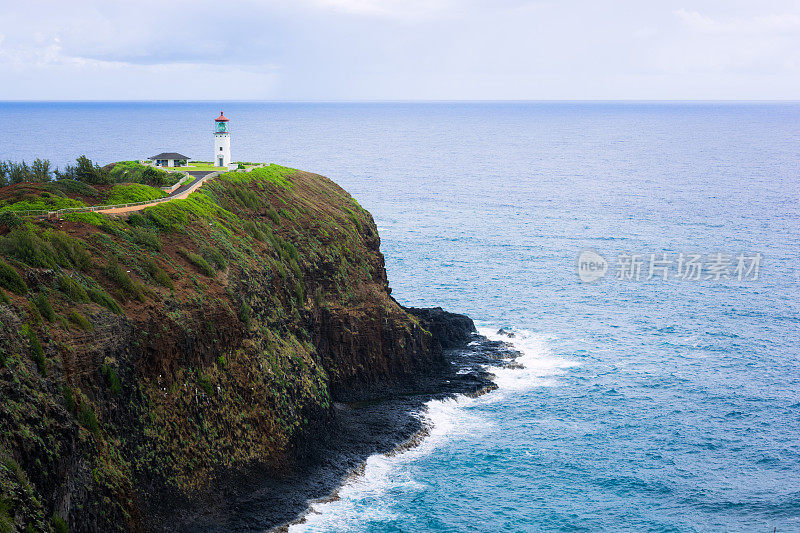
[0,161,8,188]
[31,158,52,182]
[54,164,77,181]
[7,161,31,184]
[74,155,111,185]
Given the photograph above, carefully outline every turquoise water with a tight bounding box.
[4,102,800,531]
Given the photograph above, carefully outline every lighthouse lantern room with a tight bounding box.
[214,111,231,167]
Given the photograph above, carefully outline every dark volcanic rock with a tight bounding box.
[405,306,477,350]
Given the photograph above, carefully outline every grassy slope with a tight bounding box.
[0,164,425,531]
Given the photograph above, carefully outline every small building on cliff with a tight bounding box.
[147,152,190,168]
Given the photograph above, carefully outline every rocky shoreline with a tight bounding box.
[165,309,519,532]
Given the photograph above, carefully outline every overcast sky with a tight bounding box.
[1,0,799,100]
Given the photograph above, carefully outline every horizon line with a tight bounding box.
[1,99,800,104]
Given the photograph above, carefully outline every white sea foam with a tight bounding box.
[477,326,580,393]
[288,326,577,532]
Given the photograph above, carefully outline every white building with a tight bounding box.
[147,152,190,167]
[214,111,231,167]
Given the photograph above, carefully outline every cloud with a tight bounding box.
[308,0,452,18]
[1,1,800,99]
[675,9,800,34]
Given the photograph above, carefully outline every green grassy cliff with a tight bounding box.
[0,165,441,532]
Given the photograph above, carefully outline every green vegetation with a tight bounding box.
[144,193,234,232]
[33,294,55,322]
[143,259,173,289]
[218,164,294,189]
[62,386,76,413]
[0,159,410,531]
[23,325,46,375]
[129,226,161,252]
[0,194,85,213]
[77,404,99,435]
[0,159,53,186]
[105,260,145,301]
[102,365,121,395]
[25,301,42,325]
[47,231,91,271]
[103,183,167,205]
[57,275,89,303]
[68,311,92,330]
[178,247,214,277]
[107,161,181,187]
[87,287,123,314]
[52,514,68,533]
[63,212,105,225]
[0,212,23,229]
[0,260,27,294]
[177,163,225,172]
[57,155,112,185]
[47,178,100,198]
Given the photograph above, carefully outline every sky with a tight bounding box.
[0,0,799,100]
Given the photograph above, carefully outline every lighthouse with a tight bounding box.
[214,111,231,167]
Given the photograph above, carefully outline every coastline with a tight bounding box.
[161,311,520,532]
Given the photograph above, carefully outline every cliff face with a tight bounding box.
[0,166,446,532]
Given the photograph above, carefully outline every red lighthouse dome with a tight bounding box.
[215,111,229,122]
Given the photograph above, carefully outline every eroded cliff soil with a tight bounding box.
[0,166,458,531]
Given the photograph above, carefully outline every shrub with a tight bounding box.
[68,311,91,330]
[243,220,266,241]
[48,231,91,270]
[104,183,167,205]
[178,247,214,277]
[48,178,100,198]
[0,496,13,533]
[87,288,123,314]
[203,246,228,270]
[52,513,68,533]
[0,289,9,305]
[62,386,76,413]
[33,293,56,322]
[0,260,26,294]
[197,374,214,395]
[77,403,99,434]
[101,365,122,395]
[266,207,280,225]
[130,226,161,252]
[216,355,226,367]
[57,275,89,303]
[63,212,104,226]
[108,161,178,187]
[0,211,23,229]
[0,227,56,268]
[127,212,148,227]
[26,300,42,325]
[238,302,251,329]
[105,260,144,301]
[25,326,45,375]
[143,259,173,289]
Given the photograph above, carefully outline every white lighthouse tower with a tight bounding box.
[213,111,231,167]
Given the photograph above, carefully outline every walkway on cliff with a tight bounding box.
[16,165,264,219]
[95,170,217,215]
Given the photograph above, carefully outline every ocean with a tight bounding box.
[4,102,800,531]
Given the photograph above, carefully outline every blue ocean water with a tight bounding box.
[3,102,800,531]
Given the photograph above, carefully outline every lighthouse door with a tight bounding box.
[218,157,224,167]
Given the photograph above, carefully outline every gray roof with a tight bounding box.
[149,152,190,160]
